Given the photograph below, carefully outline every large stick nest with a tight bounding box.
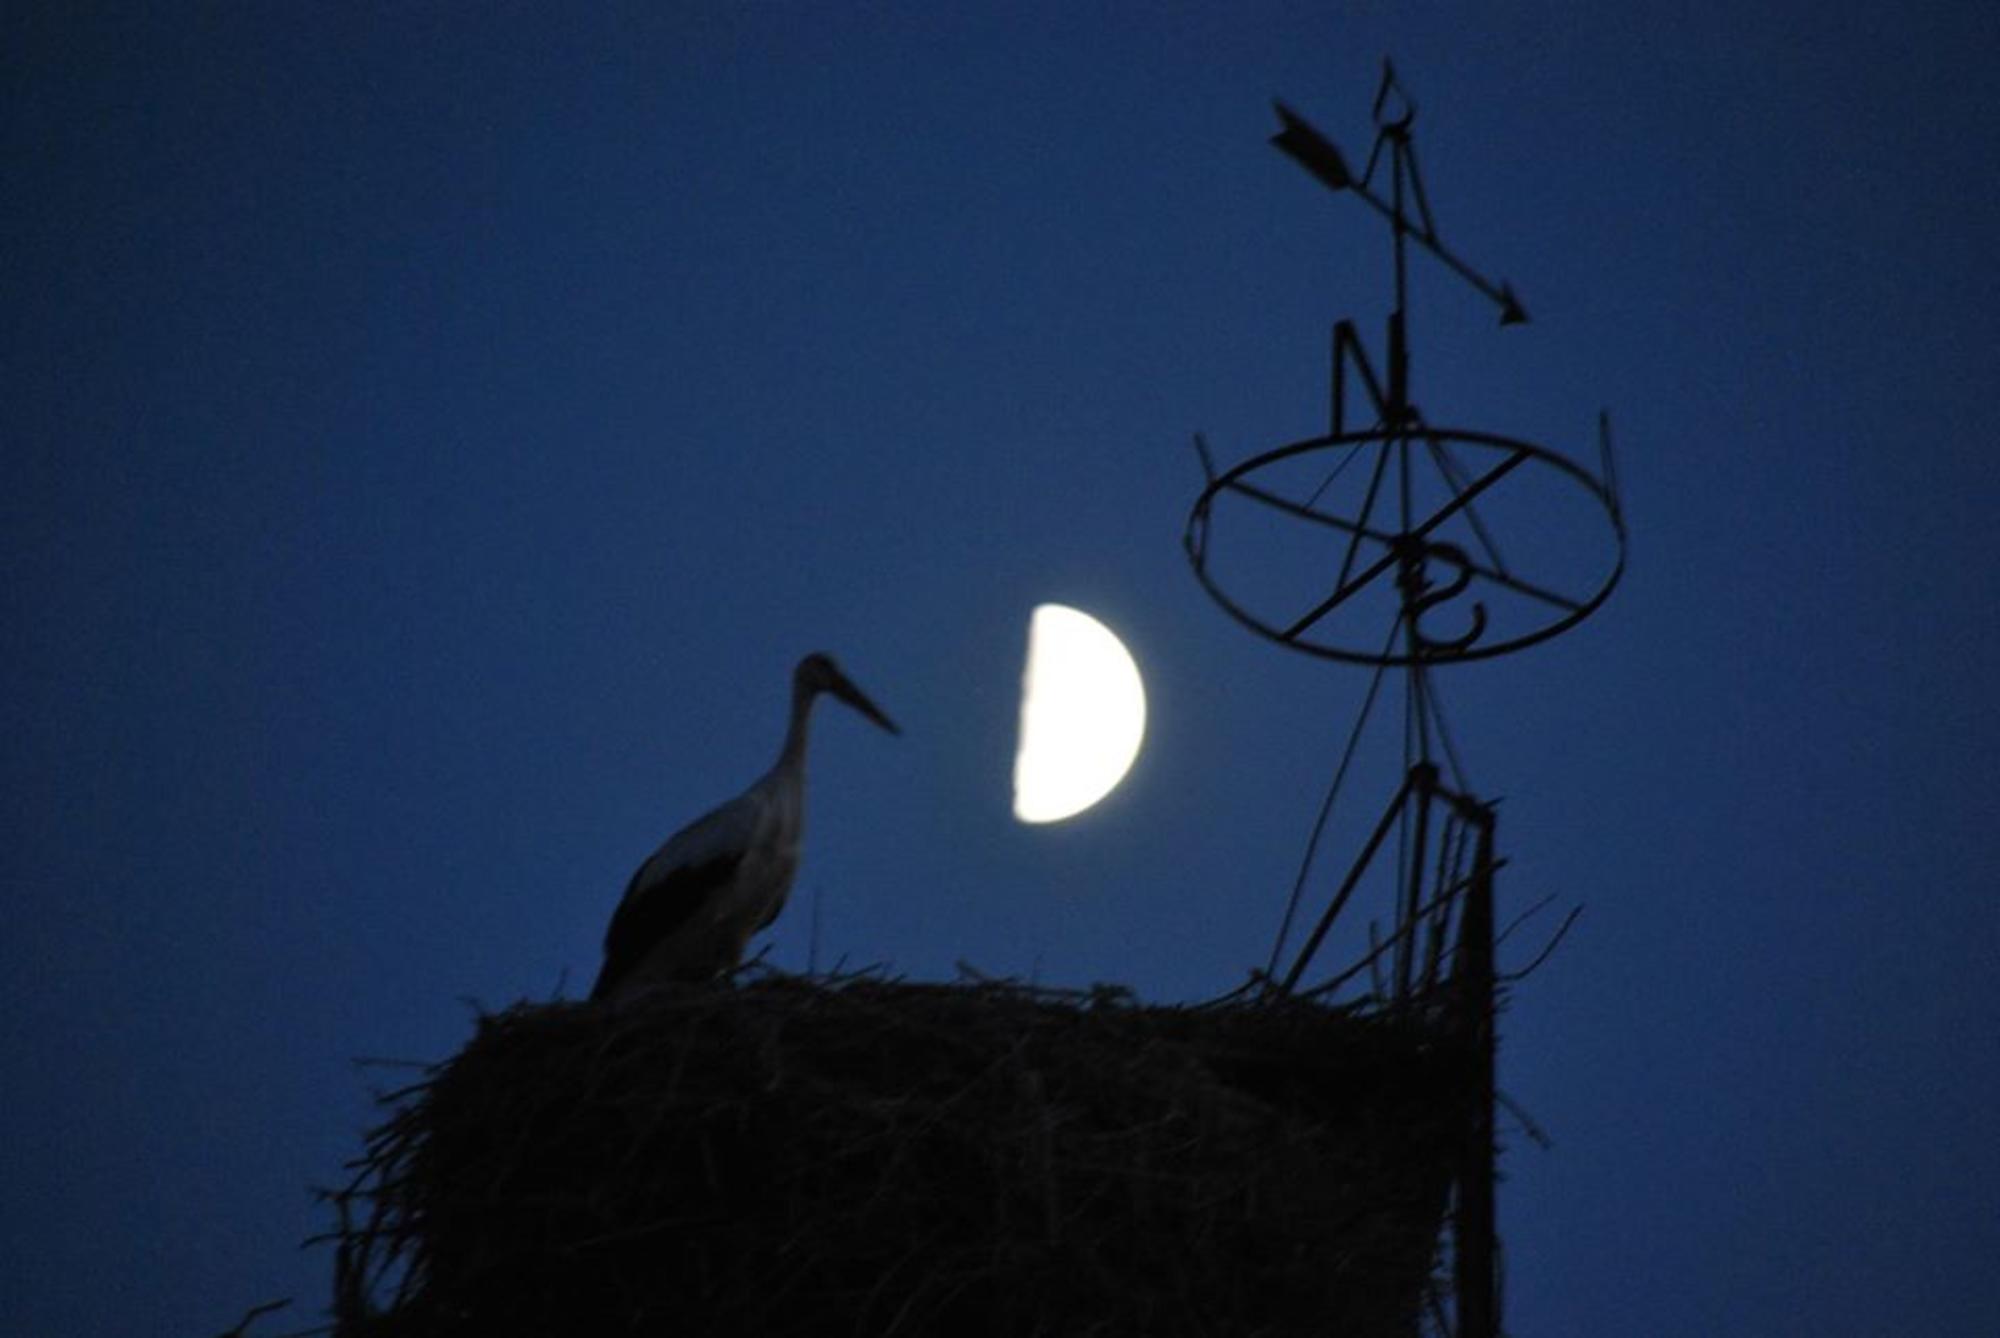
[328,970,1470,1337]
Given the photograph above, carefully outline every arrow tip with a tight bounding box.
[1498,283,1529,326]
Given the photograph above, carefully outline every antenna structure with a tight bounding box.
[1184,64,1625,1338]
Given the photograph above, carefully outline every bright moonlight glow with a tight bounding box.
[1012,604,1147,823]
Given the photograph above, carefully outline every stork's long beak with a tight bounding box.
[829,670,900,736]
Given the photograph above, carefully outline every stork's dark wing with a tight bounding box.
[589,797,759,1001]
[589,853,742,1000]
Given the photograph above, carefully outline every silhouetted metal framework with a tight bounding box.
[1184,63,1625,1338]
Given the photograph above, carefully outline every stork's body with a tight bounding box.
[589,653,897,1004]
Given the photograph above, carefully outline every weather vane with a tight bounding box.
[1189,63,1623,671]
[1183,62,1626,1338]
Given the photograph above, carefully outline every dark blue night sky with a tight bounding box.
[5,6,1996,1334]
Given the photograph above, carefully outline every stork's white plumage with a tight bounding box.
[589,653,898,1004]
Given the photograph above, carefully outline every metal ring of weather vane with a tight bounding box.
[1184,426,1626,667]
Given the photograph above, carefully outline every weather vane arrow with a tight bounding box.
[1270,93,1528,326]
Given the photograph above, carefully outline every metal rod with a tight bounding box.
[1397,763,1438,998]
[1391,132,1409,335]
[1265,612,1402,979]
[1454,809,1499,1338]
[1336,176,1525,322]
[1332,320,1390,430]
[1598,409,1623,523]
[1426,435,1509,576]
[1192,431,1217,481]
[1303,442,1365,511]
[1421,812,1466,992]
[1423,663,1473,795]
[1334,441,1393,598]
[1412,638,1434,766]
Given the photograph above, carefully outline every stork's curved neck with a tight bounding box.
[777,678,817,773]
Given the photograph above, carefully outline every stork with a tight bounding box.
[588,652,899,1004]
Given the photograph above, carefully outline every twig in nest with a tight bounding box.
[319,970,1469,1336]
[214,1297,290,1338]
[1495,893,1558,948]
[1496,1089,1554,1151]
[1498,905,1583,984]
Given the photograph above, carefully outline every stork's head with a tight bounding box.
[797,652,900,735]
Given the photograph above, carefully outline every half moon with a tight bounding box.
[1012,604,1147,823]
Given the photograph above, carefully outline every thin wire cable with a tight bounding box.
[1302,440,1364,510]
[1412,656,1434,766]
[1426,435,1509,576]
[1423,669,1473,795]
[1265,611,1403,980]
[1420,808,1462,991]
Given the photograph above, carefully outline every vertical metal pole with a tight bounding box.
[1332,325,1345,436]
[1390,131,1409,326]
[1396,763,1437,1000]
[1454,807,1498,1338]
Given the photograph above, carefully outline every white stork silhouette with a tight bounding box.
[589,652,898,1003]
